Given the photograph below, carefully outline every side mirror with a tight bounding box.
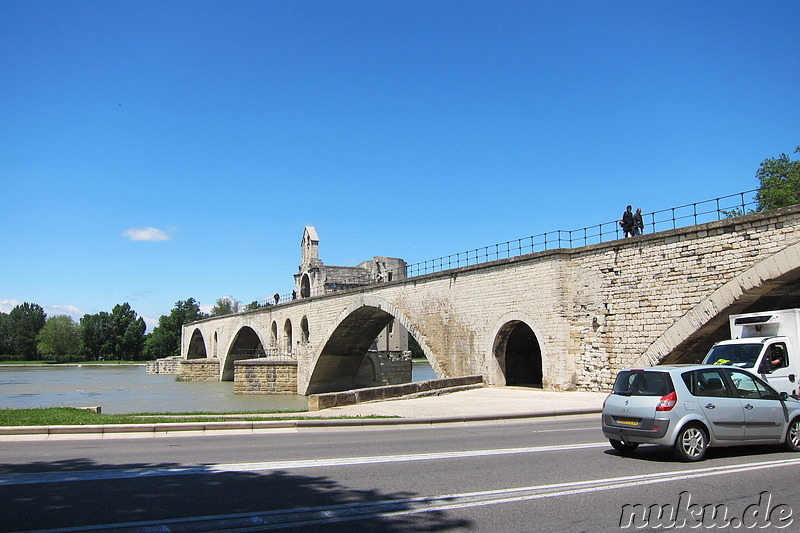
[780,392,789,401]
[759,362,773,374]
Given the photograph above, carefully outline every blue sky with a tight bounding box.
[1,0,798,330]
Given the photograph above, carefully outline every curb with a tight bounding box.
[0,408,602,439]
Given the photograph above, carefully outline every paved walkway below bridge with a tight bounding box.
[308,387,607,420]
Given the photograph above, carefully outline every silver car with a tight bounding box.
[602,364,800,461]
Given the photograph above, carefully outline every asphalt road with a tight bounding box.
[2,415,799,532]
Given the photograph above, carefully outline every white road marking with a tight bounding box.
[19,456,800,532]
[532,426,599,433]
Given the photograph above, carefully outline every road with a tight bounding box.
[1,415,799,532]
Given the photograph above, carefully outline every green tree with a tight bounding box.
[756,146,800,211]
[211,296,240,316]
[144,298,206,359]
[80,312,111,360]
[37,315,81,360]
[108,303,146,360]
[0,312,11,355]
[8,303,47,359]
[245,300,269,311]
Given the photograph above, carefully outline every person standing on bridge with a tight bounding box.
[620,205,635,238]
[633,208,644,236]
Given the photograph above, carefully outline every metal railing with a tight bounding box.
[248,189,759,306]
[232,348,296,361]
[406,189,758,277]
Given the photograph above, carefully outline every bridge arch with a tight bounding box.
[639,241,800,367]
[303,295,440,395]
[284,319,293,353]
[222,326,265,381]
[186,328,208,359]
[488,312,545,387]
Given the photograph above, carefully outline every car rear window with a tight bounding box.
[613,370,674,397]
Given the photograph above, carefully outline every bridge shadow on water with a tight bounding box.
[0,458,473,532]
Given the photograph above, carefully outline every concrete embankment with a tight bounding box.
[307,376,485,410]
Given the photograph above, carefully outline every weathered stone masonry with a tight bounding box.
[182,205,800,395]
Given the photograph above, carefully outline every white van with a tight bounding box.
[702,309,800,398]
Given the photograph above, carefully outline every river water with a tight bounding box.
[0,360,438,414]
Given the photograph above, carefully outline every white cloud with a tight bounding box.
[123,227,171,242]
[0,298,21,313]
[1,300,84,321]
[141,315,158,334]
[46,304,84,321]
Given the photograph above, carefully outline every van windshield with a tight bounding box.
[704,343,763,368]
[613,371,673,397]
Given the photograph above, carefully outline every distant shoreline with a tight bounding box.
[0,363,146,368]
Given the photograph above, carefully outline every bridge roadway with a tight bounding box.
[182,205,800,395]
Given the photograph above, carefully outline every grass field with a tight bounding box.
[0,407,323,426]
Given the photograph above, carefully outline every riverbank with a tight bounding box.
[0,388,607,440]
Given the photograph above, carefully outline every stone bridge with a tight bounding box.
[181,205,800,395]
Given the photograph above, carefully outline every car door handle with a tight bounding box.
[744,404,754,410]
[704,404,715,409]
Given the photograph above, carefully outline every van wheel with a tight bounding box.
[786,418,800,452]
[673,424,707,462]
[609,439,639,453]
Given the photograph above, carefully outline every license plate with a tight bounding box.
[615,418,640,426]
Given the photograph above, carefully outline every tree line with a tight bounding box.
[0,295,271,362]
[0,299,202,362]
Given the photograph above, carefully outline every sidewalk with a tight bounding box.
[0,387,608,440]
[308,387,607,419]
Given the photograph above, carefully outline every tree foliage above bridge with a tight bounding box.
[756,146,800,211]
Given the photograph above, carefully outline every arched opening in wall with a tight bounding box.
[494,321,542,387]
[271,321,278,347]
[187,329,207,359]
[284,319,293,354]
[222,326,264,381]
[307,305,422,394]
[301,316,310,344]
[661,268,800,364]
[212,332,218,358]
[301,274,311,298]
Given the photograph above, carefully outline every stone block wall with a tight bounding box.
[567,207,800,391]
[234,359,298,394]
[146,356,182,374]
[371,350,412,385]
[178,358,220,381]
[308,375,484,410]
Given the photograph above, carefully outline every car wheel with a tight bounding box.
[786,417,800,452]
[673,424,707,462]
[609,439,639,453]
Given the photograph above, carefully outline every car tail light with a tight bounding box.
[656,391,677,411]
[603,393,611,408]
